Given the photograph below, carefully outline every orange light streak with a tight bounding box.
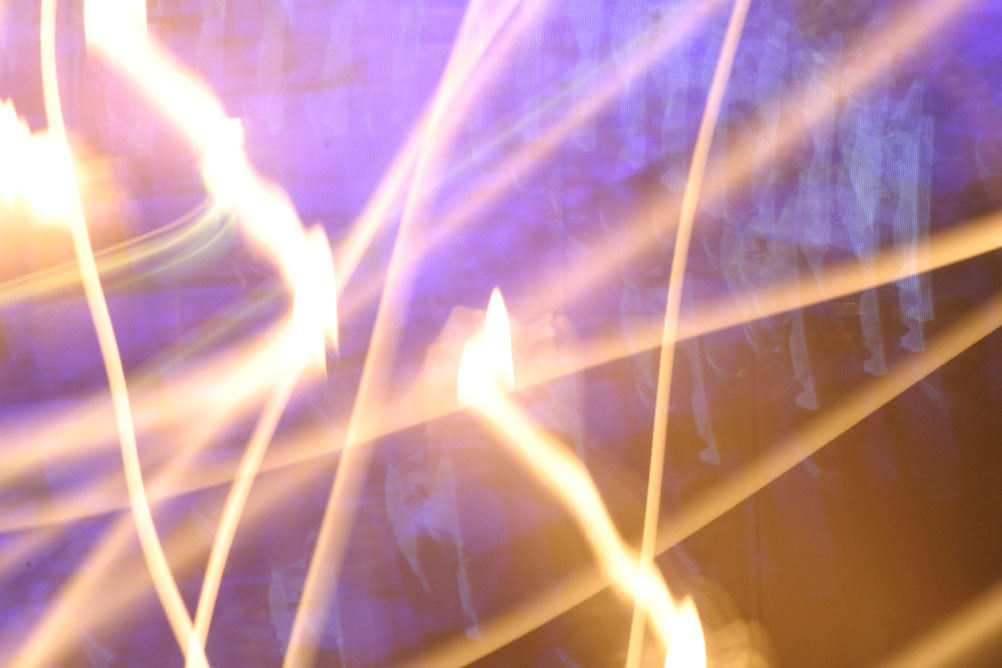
[38,1,207,666]
[408,281,1002,668]
[282,2,540,665]
[6,446,332,668]
[627,1,749,665]
[877,578,1002,668]
[458,288,706,665]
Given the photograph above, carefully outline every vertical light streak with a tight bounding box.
[83,0,311,296]
[5,443,332,668]
[37,1,207,666]
[523,1,977,339]
[626,2,749,666]
[282,1,535,663]
[8,312,295,668]
[700,0,978,217]
[456,288,704,664]
[653,287,1002,553]
[332,0,724,330]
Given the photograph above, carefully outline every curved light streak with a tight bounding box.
[36,2,207,666]
[627,2,749,664]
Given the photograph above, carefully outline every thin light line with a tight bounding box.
[627,1,750,665]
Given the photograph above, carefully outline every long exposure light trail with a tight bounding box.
[37,1,209,666]
[3,204,1000,545]
[332,0,539,294]
[878,578,1002,668]
[187,367,302,668]
[409,276,1002,668]
[457,289,705,666]
[336,0,726,328]
[1,1,996,665]
[628,1,749,665]
[283,2,539,664]
[333,0,967,360]
[700,0,978,219]
[6,443,334,668]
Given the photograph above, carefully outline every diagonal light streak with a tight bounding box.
[335,0,725,329]
[4,205,1001,545]
[1,444,332,668]
[877,577,1002,668]
[401,278,1002,668]
[282,2,539,664]
[333,0,537,294]
[186,366,301,668]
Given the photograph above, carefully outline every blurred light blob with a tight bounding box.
[293,225,340,368]
[0,100,75,225]
[457,287,515,404]
[665,597,708,668]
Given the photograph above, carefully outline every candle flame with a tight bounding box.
[292,225,340,368]
[458,290,707,667]
[664,596,707,668]
[457,287,514,404]
[0,99,75,226]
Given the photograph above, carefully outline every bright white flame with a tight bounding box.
[0,99,75,225]
[664,597,707,668]
[457,288,514,404]
[292,225,340,367]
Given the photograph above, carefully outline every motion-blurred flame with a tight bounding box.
[458,289,707,667]
[664,596,707,668]
[457,287,514,404]
[0,99,75,225]
[292,225,340,367]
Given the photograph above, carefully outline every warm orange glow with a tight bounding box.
[1,0,993,665]
[0,100,76,226]
[458,287,515,404]
[458,287,707,665]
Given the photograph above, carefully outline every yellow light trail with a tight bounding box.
[4,443,333,668]
[458,289,705,666]
[37,1,207,666]
[335,0,725,328]
[406,279,1002,668]
[186,367,301,668]
[627,0,749,665]
[79,6,345,662]
[1,2,988,664]
[2,205,1001,546]
[188,226,338,668]
[0,199,232,308]
[877,578,1002,668]
[283,2,537,663]
[699,0,978,219]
